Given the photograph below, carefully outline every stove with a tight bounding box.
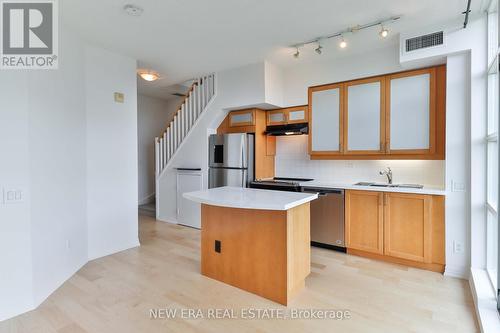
[249,177,313,192]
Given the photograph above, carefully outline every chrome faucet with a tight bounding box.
[379,167,393,184]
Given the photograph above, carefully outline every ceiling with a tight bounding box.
[61,0,485,100]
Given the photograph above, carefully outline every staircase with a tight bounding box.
[155,74,215,177]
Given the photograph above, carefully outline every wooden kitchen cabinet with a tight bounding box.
[345,190,384,254]
[344,76,386,155]
[386,67,436,155]
[345,190,445,272]
[384,193,432,263]
[217,109,275,179]
[267,105,308,126]
[229,109,255,127]
[308,65,445,160]
[309,83,344,156]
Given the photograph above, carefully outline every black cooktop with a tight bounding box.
[249,177,314,192]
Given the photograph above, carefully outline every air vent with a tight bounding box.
[405,31,444,52]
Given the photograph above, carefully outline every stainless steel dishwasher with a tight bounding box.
[302,187,345,252]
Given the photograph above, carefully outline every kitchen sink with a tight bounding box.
[354,182,423,189]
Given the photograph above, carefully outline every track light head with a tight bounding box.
[293,47,300,59]
[379,25,389,38]
[339,36,347,49]
[315,43,323,55]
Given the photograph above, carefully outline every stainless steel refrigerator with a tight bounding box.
[208,133,254,188]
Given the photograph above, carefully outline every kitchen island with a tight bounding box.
[184,186,318,305]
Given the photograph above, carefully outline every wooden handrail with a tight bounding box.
[157,80,199,140]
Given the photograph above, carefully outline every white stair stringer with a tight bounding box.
[155,74,216,177]
[154,74,216,220]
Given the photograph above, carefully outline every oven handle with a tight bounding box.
[302,187,344,195]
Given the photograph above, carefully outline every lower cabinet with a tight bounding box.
[345,190,384,254]
[345,190,445,272]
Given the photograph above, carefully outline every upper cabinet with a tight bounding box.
[309,84,343,155]
[267,105,308,126]
[386,68,435,155]
[344,77,385,155]
[229,109,255,127]
[308,65,445,160]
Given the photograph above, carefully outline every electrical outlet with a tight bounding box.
[4,189,23,203]
[66,240,71,249]
[453,241,463,253]
[214,240,221,253]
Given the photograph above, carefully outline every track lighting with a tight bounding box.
[289,16,400,58]
[379,25,389,38]
[339,36,347,49]
[315,42,323,55]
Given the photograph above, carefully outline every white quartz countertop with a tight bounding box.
[183,186,318,211]
[299,180,446,196]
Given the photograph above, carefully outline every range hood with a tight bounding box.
[265,123,308,136]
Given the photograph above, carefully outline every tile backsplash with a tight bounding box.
[274,135,445,188]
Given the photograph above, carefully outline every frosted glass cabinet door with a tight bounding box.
[310,85,342,153]
[345,79,384,153]
[389,69,435,153]
[267,110,286,125]
[229,110,255,127]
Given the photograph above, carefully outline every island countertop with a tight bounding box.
[183,186,318,211]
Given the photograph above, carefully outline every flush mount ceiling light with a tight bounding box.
[137,69,160,82]
[339,36,347,49]
[123,4,144,16]
[289,16,400,58]
[379,25,389,38]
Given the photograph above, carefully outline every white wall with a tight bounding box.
[0,72,33,320]
[264,61,284,107]
[137,94,182,204]
[276,135,445,187]
[445,53,471,277]
[276,46,445,189]
[399,18,487,277]
[0,27,139,321]
[282,45,405,106]
[86,45,139,260]
[157,63,276,222]
[29,29,88,305]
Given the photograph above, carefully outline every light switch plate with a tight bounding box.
[451,180,466,192]
[114,92,124,103]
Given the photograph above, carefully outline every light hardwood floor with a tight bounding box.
[1,215,478,333]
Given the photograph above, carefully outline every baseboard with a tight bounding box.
[1,259,88,322]
[444,265,469,279]
[347,248,445,273]
[469,268,500,333]
[156,215,178,225]
[88,239,141,261]
[139,193,155,205]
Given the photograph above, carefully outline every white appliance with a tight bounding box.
[176,168,202,229]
